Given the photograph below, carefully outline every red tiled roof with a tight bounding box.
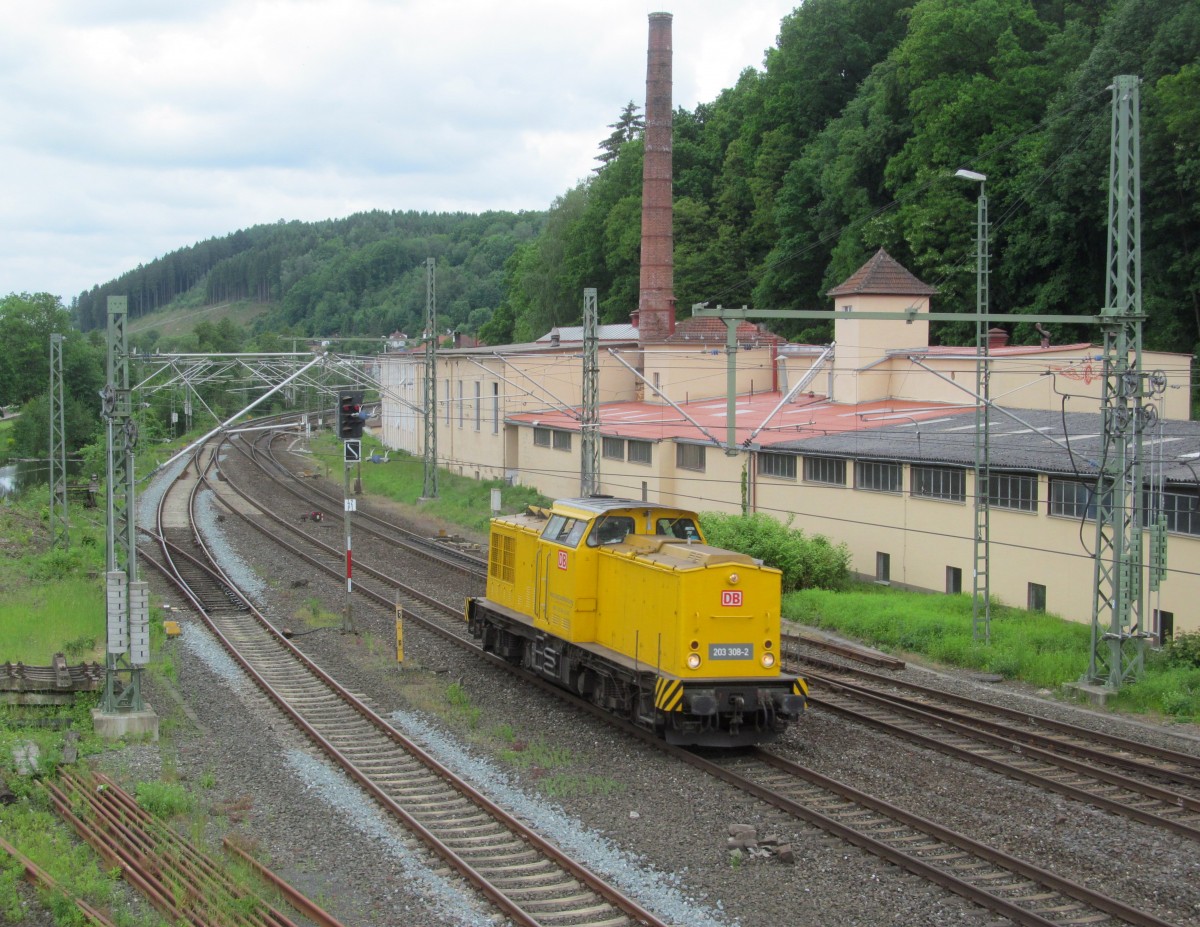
[827,248,938,298]
[666,318,783,344]
[511,393,974,448]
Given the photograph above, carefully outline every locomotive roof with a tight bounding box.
[553,496,693,517]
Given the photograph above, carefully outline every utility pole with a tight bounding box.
[97,296,154,735]
[422,257,439,500]
[48,333,69,551]
[1087,75,1150,689]
[581,288,599,496]
[956,168,991,643]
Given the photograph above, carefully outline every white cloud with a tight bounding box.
[0,0,796,302]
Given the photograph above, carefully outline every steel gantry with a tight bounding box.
[1087,75,1151,688]
[100,296,148,715]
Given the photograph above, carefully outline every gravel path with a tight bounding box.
[91,437,1200,927]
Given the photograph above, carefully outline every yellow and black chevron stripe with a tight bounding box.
[793,677,810,698]
[655,676,683,712]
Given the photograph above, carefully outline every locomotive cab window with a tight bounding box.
[540,515,587,548]
[587,515,635,546]
[655,516,700,541]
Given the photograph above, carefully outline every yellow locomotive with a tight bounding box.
[466,497,808,747]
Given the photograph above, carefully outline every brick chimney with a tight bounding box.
[637,12,675,343]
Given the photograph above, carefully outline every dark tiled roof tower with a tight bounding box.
[827,248,938,298]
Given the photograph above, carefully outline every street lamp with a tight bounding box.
[956,168,990,644]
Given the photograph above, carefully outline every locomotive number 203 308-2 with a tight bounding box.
[709,644,753,660]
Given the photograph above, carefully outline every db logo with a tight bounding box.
[721,590,743,607]
[557,550,568,570]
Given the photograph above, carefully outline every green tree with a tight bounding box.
[0,293,74,408]
[595,101,644,168]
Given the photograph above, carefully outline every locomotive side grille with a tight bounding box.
[489,533,515,584]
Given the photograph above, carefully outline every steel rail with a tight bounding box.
[808,679,1200,840]
[227,428,485,576]
[203,435,466,623]
[0,834,119,927]
[795,655,1200,775]
[195,417,1188,927]
[150,438,671,927]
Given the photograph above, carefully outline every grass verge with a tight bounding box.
[786,584,1200,722]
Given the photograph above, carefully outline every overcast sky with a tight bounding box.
[0,1,796,306]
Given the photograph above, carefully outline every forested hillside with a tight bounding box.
[71,0,1197,357]
[488,0,1198,353]
[72,210,544,342]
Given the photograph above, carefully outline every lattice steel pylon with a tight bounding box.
[580,288,600,496]
[48,333,69,550]
[1087,75,1148,689]
[422,257,439,500]
[100,296,147,713]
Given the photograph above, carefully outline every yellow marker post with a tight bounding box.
[395,605,404,664]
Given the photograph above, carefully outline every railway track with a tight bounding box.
[228,426,486,577]
[145,416,1197,926]
[144,437,672,927]
[691,746,1176,927]
[45,768,346,927]
[787,664,1200,841]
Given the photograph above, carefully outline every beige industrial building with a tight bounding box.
[378,249,1198,637]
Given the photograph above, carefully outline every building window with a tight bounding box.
[804,457,847,486]
[628,440,652,465]
[911,465,965,502]
[533,427,550,447]
[552,430,572,451]
[946,566,962,594]
[444,378,450,424]
[1153,609,1174,645]
[1049,479,1105,520]
[876,552,890,583]
[474,381,481,431]
[989,472,1038,512]
[856,460,902,494]
[457,381,464,428]
[677,443,706,472]
[602,437,625,460]
[759,452,797,480]
[1156,488,1200,536]
[492,382,499,434]
[1028,583,1047,612]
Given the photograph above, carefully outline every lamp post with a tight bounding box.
[956,168,991,643]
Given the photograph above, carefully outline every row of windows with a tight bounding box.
[767,453,1200,535]
[524,432,1200,537]
[602,436,653,465]
[442,379,501,434]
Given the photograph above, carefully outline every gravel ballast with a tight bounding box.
[92,441,1200,927]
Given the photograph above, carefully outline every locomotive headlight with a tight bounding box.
[686,653,702,670]
[728,572,739,585]
[761,652,776,668]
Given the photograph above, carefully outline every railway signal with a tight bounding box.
[338,391,366,440]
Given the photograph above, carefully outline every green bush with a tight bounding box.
[1159,631,1200,670]
[698,511,850,592]
[134,781,194,819]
